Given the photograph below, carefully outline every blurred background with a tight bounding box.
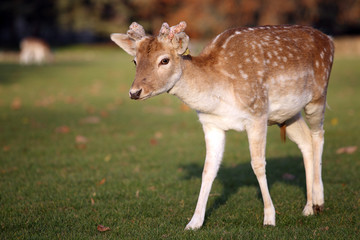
[1,0,360,49]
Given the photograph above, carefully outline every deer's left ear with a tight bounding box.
[172,32,189,55]
[111,33,136,56]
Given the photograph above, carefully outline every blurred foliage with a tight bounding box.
[55,0,132,35]
[1,0,360,47]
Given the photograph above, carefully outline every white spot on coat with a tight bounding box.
[239,70,248,79]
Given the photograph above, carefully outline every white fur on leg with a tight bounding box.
[264,206,276,226]
[285,115,315,217]
[185,215,204,230]
[312,182,324,206]
[246,118,276,226]
[302,203,314,216]
[311,131,325,209]
[185,124,225,230]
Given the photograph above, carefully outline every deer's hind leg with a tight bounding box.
[246,117,275,226]
[285,113,314,216]
[304,100,327,213]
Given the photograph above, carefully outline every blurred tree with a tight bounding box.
[0,0,57,47]
[1,0,360,48]
[55,0,133,38]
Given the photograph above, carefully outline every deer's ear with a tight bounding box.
[111,33,136,56]
[172,32,189,55]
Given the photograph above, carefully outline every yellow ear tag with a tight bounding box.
[182,48,190,56]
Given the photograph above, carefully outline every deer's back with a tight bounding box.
[198,25,334,123]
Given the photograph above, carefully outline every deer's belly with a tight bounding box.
[268,92,312,124]
[197,110,250,132]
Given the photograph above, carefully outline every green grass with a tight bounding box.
[0,46,359,239]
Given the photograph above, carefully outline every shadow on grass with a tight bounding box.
[181,156,305,222]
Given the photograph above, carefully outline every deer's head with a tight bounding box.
[111,22,189,100]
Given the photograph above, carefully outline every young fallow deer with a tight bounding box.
[111,21,334,229]
[19,37,53,65]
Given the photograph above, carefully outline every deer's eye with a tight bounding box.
[133,59,137,66]
[160,58,169,65]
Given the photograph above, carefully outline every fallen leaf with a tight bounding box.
[97,225,110,232]
[282,173,296,181]
[86,107,96,114]
[104,154,111,162]
[91,198,95,205]
[3,145,10,152]
[180,103,190,112]
[336,146,357,154]
[35,96,55,107]
[154,131,163,139]
[76,135,88,144]
[100,110,109,118]
[64,96,76,104]
[75,143,87,150]
[11,97,22,110]
[55,125,70,134]
[330,118,338,126]
[116,98,124,105]
[80,116,100,124]
[90,82,102,95]
[97,178,106,186]
[150,138,158,146]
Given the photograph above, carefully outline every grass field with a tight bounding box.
[0,45,359,239]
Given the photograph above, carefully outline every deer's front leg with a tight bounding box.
[185,124,225,230]
[246,118,275,226]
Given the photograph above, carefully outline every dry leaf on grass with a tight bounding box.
[80,116,100,124]
[86,106,96,114]
[330,118,338,126]
[154,131,163,139]
[97,225,110,232]
[75,135,88,150]
[104,154,111,162]
[100,110,109,118]
[75,135,88,143]
[180,103,190,112]
[35,96,55,107]
[3,145,11,152]
[150,138,158,146]
[55,125,70,134]
[97,178,106,186]
[11,98,22,110]
[336,146,357,154]
[64,96,76,104]
[75,144,87,150]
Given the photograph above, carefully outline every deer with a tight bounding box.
[19,37,53,65]
[110,21,334,230]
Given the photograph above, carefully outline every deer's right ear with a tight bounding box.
[110,33,136,57]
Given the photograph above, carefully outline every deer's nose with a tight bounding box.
[129,89,142,100]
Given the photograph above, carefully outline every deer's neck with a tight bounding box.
[169,55,224,113]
